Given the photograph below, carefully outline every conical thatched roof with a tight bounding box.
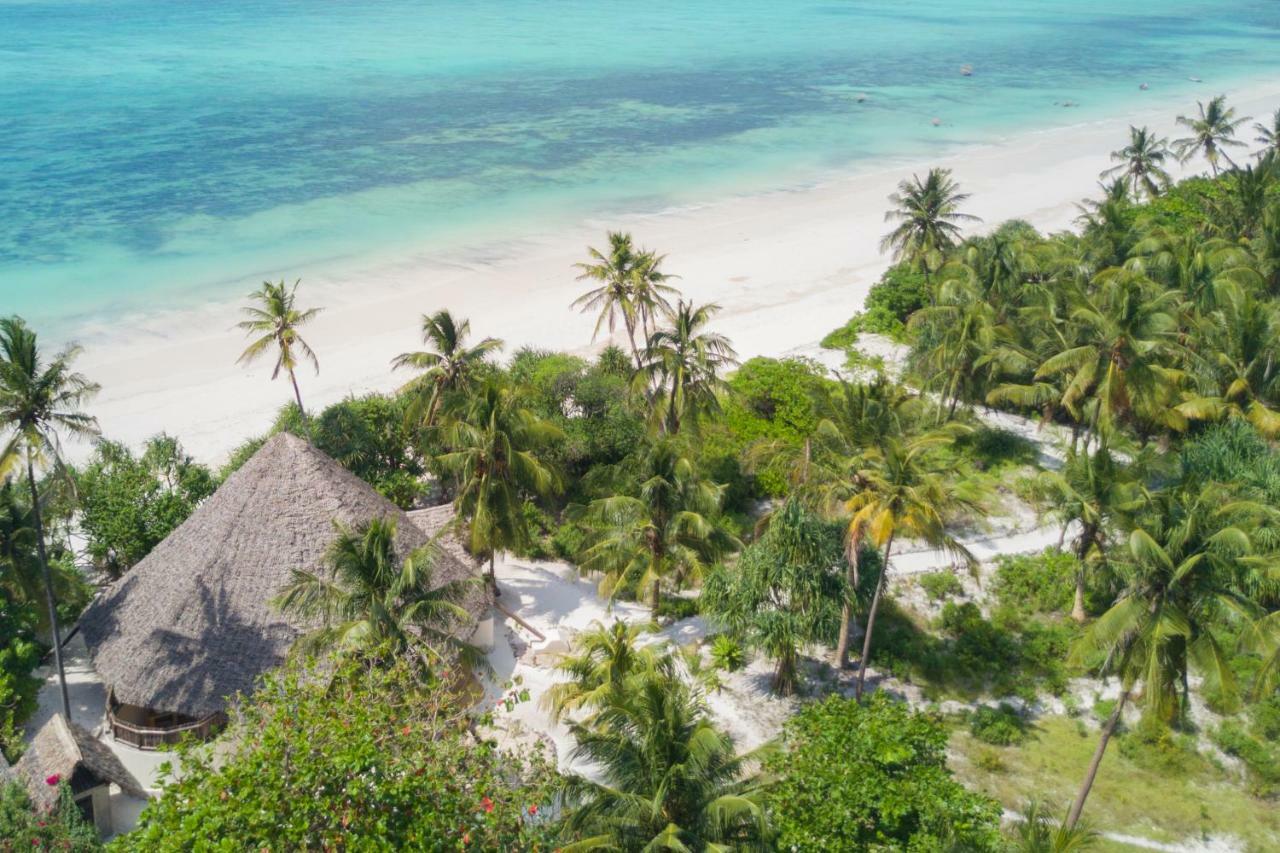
[79,432,487,719]
[11,715,144,808]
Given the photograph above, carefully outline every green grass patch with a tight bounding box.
[951,715,1280,851]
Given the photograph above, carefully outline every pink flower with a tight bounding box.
[480,796,494,814]
[528,804,538,816]
[44,774,60,787]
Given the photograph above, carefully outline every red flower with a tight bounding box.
[528,804,538,815]
[461,832,471,846]
[44,774,60,786]
[480,796,494,814]
[400,725,411,736]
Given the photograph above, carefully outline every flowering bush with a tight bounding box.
[0,779,101,852]
[113,659,559,851]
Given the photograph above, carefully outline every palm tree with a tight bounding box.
[274,516,484,670]
[1253,108,1280,156]
[880,168,981,278]
[236,279,322,426]
[1013,800,1099,851]
[0,316,100,720]
[578,438,736,612]
[1126,228,1261,315]
[1034,270,1183,437]
[573,232,679,369]
[1173,95,1252,176]
[560,671,770,851]
[1065,487,1267,827]
[1102,126,1173,200]
[639,300,737,435]
[1035,438,1147,622]
[436,378,562,590]
[391,310,502,429]
[842,431,985,699]
[542,620,674,722]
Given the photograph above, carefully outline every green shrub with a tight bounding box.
[1213,721,1280,797]
[709,635,746,672]
[0,590,42,763]
[822,264,929,347]
[656,595,700,622]
[968,703,1029,746]
[1117,717,1205,775]
[918,571,963,602]
[954,426,1038,471]
[0,780,101,851]
[1092,698,1118,725]
[973,748,1007,774]
[766,694,1003,851]
[992,548,1078,616]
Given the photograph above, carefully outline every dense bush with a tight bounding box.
[709,634,745,672]
[918,571,963,602]
[1116,717,1206,776]
[0,780,101,852]
[0,589,42,762]
[968,703,1030,746]
[991,548,1079,616]
[77,435,217,578]
[823,264,930,346]
[766,694,1003,851]
[1213,721,1280,797]
[115,660,559,850]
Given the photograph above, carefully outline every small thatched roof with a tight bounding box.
[79,432,488,719]
[11,715,144,808]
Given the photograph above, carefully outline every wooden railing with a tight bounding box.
[106,700,221,750]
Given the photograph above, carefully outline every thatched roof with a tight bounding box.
[79,432,487,719]
[11,715,144,808]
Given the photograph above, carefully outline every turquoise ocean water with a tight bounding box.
[4,0,1280,331]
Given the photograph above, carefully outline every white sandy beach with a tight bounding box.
[70,77,1280,464]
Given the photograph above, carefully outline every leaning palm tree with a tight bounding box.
[1172,95,1252,176]
[880,168,981,278]
[639,300,737,436]
[1013,799,1099,852]
[392,310,502,429]
[841,431,986,699]
[274,516,484,671]
[578,438,736,612]
[236,279,322,426]
[436,378,563,590]
[1253,108,1280,156]
[0,316,100,720]
[1102,126,1173,200]
[573,232,679,369]
[560,670,770,851]
[1065,487,1269,828]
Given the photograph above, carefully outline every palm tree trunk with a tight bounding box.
[1072,570,1088,623]
[27,456,71,721]
[834,541,861,668]
[624,315,643,372]
[1066,686,1130,829]
[854,534,894,701]
[649,578,661,614]
[289,369,310,432]
[489,551,500,598]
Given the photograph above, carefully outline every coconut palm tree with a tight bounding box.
[578,438,736,612]
[0,316,100,720]
[274,516,484,670]
[436,378,562,590]
[573,232,680,369]
[560,670,770,851]
[1172,95,1252,176]
[1253,108,1280,156]
[1065,487,1269,828]
[880,168,981,278]
[1013,800,1099,851]
[842,431,985,699]
[391,310,502,429]
[638,300,737,436]
[236,279,322,427]
[1035,438,1147,622]
[1102,126,1173,200]
[542,620,675,722]
[1126,228,1261,315]
[1034,270,1184,437]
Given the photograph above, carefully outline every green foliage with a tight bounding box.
[992,548,1080,616]
[918,571,963,603]
[766,693,1003,852]
[701,500,845,693]
[1115,717,1207,776]
[1135,176,1226,233]
[968,703,1030,746]
[311,394,427,508]
[1213,721,1280,797]
[823,265,930,346]
[654,594,699,621]
[952,426,1039,471]
[115,659,559,851]
[77,435,216,578]
[709,634,745,672]
[0,780,102,852]
[0,588,42,762]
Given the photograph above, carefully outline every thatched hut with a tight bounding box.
[8,714,145,835]
[79,432,490,749]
